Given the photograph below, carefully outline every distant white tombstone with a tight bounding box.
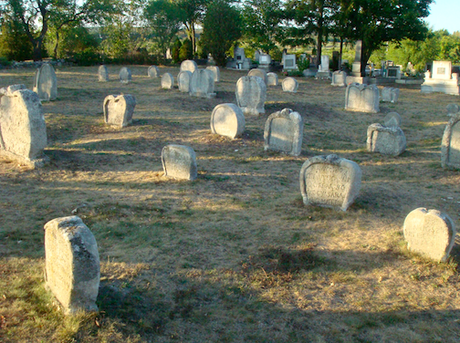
[421,61,460,95]
[331,71,347,87]
[33,64,57,101]
[161,145,197,180]
[403,208,456,262]
[441,104,460,169]
[383,112,402,127]
[119,67,132,83]
[431,61,452,80]
[205,66,220,82]
[235,76,267,116]
[267,72,279,86]
[44,216,100,314]
[282,77,298,92]
[234,47,246,62]
[264,108,303,156]
[98,65,109,82]
[189,69,216,98]
[248,68,267,84]
[345,83,380,113]
[180,60,198,73]
[258,53,272,69]
[283,54,297,71]
[148,65,160,78]
[210,103,245,139]
[177,71,192,92]
[319,55,330,72]
[367,123,406,156]
[299,154,362,211]
[161,73,174,89]
[0,84,47,168]
[381,87,400,103]
[103,94,136,128]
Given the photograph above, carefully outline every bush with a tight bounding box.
[171,38,182,64]
[179,39,193,61]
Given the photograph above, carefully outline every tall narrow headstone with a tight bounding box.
[345,83,379,113]
[177,71,192,92]
[235,76,266,116]
[161,145,197,180]
[367,123,406,156]
[441,104,460,169]
[210,103,245,139]
[98,65,109,82]
[148,65,160,78]
[161,73,174,89]
[189,69,216,98]
[119,67,132,84]
[264,108,303,156]
[103,94,136,128]
[33,64,57,101]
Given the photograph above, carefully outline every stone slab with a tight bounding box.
[161,145,197,180]
[210,103,245,139]
[367,123,406,156]
[103,94,136,127]
[264,108,303,156]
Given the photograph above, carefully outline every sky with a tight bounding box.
[426,0,460,33]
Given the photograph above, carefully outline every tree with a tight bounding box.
[173,0,206,57]
[0,13,33,60]
[200,0,242,66]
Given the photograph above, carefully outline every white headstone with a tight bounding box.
[205,66,220,82]
[177,71,192,92]
[283,55,297,70]
[264,108,303,156]
[161,145,197,180]
[235,76,267,116]
[331,71,347,87]
[383,112,402,127]
[210,103,245,139]
[33,64,57,101]
[441,104,460,169]
[161,73,174,89]
[248,69,267,84]
[367,123,406,156]
[282,77,298,92]
[103,94,136,128]
[148,65,160,78]
[119,67,132,83]
[319,55,330,72]
[189,69,216,98]
[180,60,198,73]
[267,72,279,86]
[381,87,400,103]
[432,61,452,80]
[98,65,109,82]
[345,83,380,113]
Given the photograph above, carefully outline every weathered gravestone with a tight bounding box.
[180,60,198,73]
[33,64,57,101]
[264,108,303,156]
[206,66,220,82]
[44,216,100,314]
[148,65,160,78]
[235,76,267,116]
[441,104,460,169]
[210,103,245,139]
[267,72,279,86]
[282,77,298,92]
[345,83,379,113]
[189,70,216,98]
[177,71,192,92]
[299,154,362,211]
[248,68,267,84]
[331,71,347,87]
[367,123,406,156]
[383,112,402,127]
[316,55,331,79]
[161,145,197,180]
[381,87,400,103]
[403,208,456,262]
[0,84,47,168]
[161,73,174,89]
[98,65,109,82]
[119,67,132,83]
[103,94,136,128]
[421,61,460,95]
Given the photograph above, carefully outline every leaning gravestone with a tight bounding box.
[264,108,303,156]
[331,71,347,87]
[103,94,136,128]
[403,208,456,262]
[44,216,100,314]
[148,65,160,78]
[0,84,47,168]
[177,71,192,92]
[235,76,267,116]
[33,64,57,101]
[210,103,245,139]
[206,66,220,82]
[98,65,109,82]
[441,104,460,169]
[161,73,174,89]
[248,68,267,84]
[345,83,379,113]
[299,154,362,211]
[189,69,216,98]
[367,123,406,156]
[282,77,299,92]
[383,112,402,127]
[267,72,279,86]
[161,145,197,181]
[381,87,400,103]
[180,60,198,73]
[119,67,132,83]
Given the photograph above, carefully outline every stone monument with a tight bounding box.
[381,87,400,103]
[248,69,267,84]
[331,71,347,87]
[177,71,192,92]
[264,108,303,156]
[206,66,220,82]
[367,123,406,156]
[33,64,57,101]
[161,145,197,180]
[235,76,267,116]
[161,73,174,89]
[345,83,380,113]
[267,72,279,86]
[98,65,109,82]
[421,61,460,95]
[148,65,160,78]
[282,77,298,92]
[189,69,216,98]
[210,103,245,139]
[119,67,132,83]
[103,94,136,128]
[441,104,460,169]
[180,60,198,73]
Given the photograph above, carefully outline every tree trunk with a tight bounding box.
[53,31,60,59]
[191,25,196,58]
[339,37,343,70]
[33,41,42,61]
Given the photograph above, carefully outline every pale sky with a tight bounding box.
[426,0,460,33]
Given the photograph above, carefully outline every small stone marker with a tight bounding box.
[367,123,406,156]
[441,104,460,169]
[178,71,192,92]
[103,94,136,128]
[282,77,298,92]
[345,83,379,113]
[235,76,267,116]
[44,216,100,314]
[403,208,456,262]
[331,71,347,87]
[248,68,267,84]
[299,154,362,211]
[0,84,48,167]
[180,60,198,73]
[161,145,197,180]
[267,72,279,86]
[119,67,132,83]
[33,64,57,101]
[98,65,109,82]
[148,65,160,78]
[264,108,303,156]
[189,69,216,98]
[210,103,245,139]
[381,87,400,103]
[206,66,220,82]
[161,73,174,89]
[383,112,402,127]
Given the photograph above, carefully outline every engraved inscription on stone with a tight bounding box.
[437,67,446,75]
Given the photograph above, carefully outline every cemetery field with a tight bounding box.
[1,65,460,342]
